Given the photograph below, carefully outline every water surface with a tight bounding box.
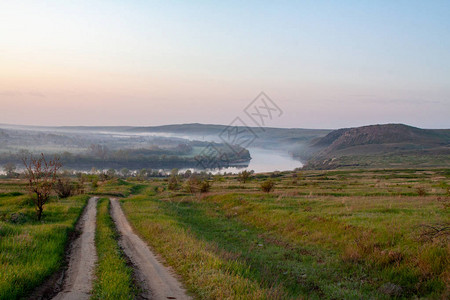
[181,147,303,174]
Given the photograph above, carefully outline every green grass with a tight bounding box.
[119,169,449,299]
[0,186,89,300]
[1,169,448,299]
[92,179,140,197]
[306,153,450,170]
[121,193,284,299]
[92,198,137,300]
[156,197,377,298]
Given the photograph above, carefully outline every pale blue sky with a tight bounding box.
[0,1,449,128]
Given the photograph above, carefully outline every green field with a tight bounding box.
[0,169,449,299]
[0,181,89,300]
[119,169,449,299]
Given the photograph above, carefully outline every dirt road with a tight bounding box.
[110,198,191,300]
[52,197,98,300]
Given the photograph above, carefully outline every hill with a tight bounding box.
[303,124,450,169]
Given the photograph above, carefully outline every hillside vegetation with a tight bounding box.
[302,124,450,169]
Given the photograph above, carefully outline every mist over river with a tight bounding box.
[105,132,304,174]
[182,147,303,174]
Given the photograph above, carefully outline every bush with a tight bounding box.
[416,187,427,196]
[55,178,74,198]
[168,174,179,190]
[270,171,282,178]
[184,177,199,193]
[260,179,275,193]
[238,170,253,183]
[99,172,108,181]
[184,176,212,193]
[200,180,211,193]
[91,179,99,189]
[74,180,85,195]
[9,212,28,224]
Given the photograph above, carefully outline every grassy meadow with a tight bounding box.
[0,180,89,300]
[0,168,448,299]
[118,169,449,299]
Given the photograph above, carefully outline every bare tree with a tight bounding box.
[2,162,16,178]
[22,153,62,220]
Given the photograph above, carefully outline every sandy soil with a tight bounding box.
[51,197,98,300]
[110,198,191,300]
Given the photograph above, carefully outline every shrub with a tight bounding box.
[54,178,74,198]
[91,179,99,189]
[238,170,253,183]
[74,180,85,195]
[270,171,282,178]
[416,187,427,196]
[200,180,211,193]
[183,169,192,178]
[260,179,275,193]
[184,176,199,193]
[184,176,212,193]
[99,172,108,181]
[168,174,179,190]
[9,212,28,224]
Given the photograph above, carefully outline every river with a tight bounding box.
[181,147,303,174]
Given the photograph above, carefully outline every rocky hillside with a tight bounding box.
[303,124,450,169]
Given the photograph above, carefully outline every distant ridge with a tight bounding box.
[303,124,450,169]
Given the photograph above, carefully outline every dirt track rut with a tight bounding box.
[110,198,191,300]
[52,196,98,300]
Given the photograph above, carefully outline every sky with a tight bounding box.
[0,1,449,129]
